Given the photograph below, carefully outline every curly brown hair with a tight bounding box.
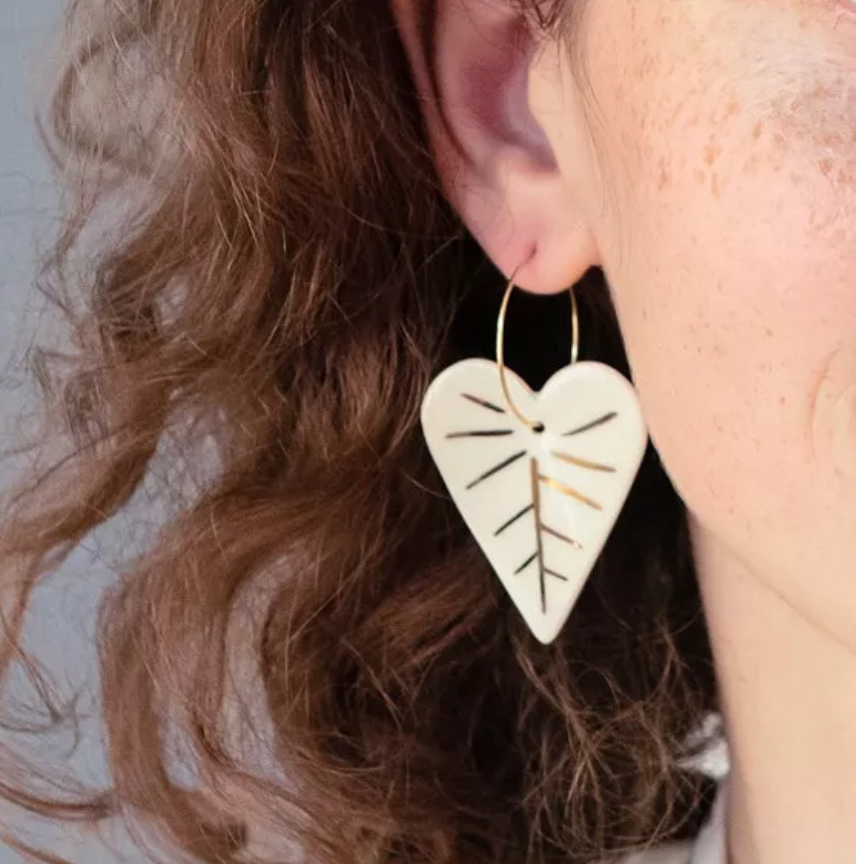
[0,0,719,862]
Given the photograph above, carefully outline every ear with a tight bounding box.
[392,0,600,294]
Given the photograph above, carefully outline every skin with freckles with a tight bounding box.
[528,0,856,648]
[393,0,856,861]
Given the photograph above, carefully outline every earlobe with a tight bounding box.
[391,0,600,293]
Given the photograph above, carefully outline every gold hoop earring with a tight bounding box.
[496,270,579,430]
[421,269,648,644]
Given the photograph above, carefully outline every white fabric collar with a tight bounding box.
[690,780,728,864]
[686,714,729,863]
[623,716,730,864]
[621,782,727,864]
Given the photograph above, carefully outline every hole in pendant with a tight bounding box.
[532,422,545,434]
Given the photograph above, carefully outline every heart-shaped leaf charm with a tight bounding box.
[421,358,648,644]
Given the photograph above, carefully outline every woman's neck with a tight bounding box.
[693,525,856,864]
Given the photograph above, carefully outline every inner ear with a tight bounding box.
[433,1,557,173]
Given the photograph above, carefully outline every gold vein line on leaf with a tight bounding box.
[550,451,616,473]
[462,393,506,414]
[563,411,618,437]
[538,474,603,511]
[529,457,548,614]
[514,552,537,575]
[542,524,583,549]
[465,450,527,490]
[494,503,534,537]
[446,429,515,439]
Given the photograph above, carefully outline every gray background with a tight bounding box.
[1,2,133,861]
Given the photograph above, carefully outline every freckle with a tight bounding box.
[820,131,843,148]
[641,55,656,78]
[752,120,763,140]
[819,158,833,177]
[743,153,760,173]
[725,100,741,118]
[703,143,721,165]
[807,209,835,239]
[711,172,720,197]
[693,168,706,184]
[657,159,671,189]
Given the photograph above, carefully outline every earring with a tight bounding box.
[420,271,648,644]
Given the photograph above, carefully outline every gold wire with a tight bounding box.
[495,270,580,428]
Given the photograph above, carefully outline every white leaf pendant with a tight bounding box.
[421,358,648,644]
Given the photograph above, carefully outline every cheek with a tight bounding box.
[626,132,856,511]
[579,1,856,589]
